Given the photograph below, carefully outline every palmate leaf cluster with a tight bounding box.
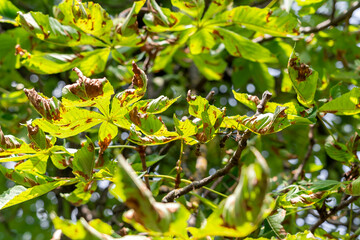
[1,0,360,239]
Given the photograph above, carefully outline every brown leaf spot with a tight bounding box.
[289,57,313,82]
[212,29,224,40]
[266,10,273,23]
[131,62,144,88]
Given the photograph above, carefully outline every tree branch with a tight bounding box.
[310,196,360,233]
[161,91,273,203]
[300,1,360,34]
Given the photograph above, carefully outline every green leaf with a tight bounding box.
[52,215,87,239]
[16,12,106,47]
[189,27,215,55]
[0,0,20,25]
[99,121,118,144]
[62,181,97,206]
[288,53,318,107]
[0,180,71,210]
[0,165,53,187]
[191,52,227,80]
[207,6,300,37]
[53,0,113,44]
[152,29,195,71]
[0,126,37,158]
[144,3,193,32]
[111,155,190,237]
[202,0,232,21]
[330,82,349,99]
[20,48,111,76]
[213,27,278,63]
[319,87,360,115]
[263,209,286,239]
[171,0,205,20]
[345,176,360,196]
[173,115,199,145]
[116,0,145,36]
[72,136,95,181]
[232,60,275,92]
[325,141,355,164]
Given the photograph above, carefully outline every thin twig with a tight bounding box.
[290,124,315,184]
[310,196,360,233]
[161,91,273,203]
[137,146,150,189]
[300,1,360,34]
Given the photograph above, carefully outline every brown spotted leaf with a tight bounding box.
[187,91,225,142]
[110,155,190,237]
[189,163,274,238]
[114,0,146,46]
[288,53,318,107]
[171,0,205,20]
[0,164,53,188]
[205,6,300,37]
[24,88,63,121]
[226,106,312,135]
[16,12,106,47]
[129,125,179,146]
[53,0,113,44]
[33,107,104,138]
[144,0,193,33]
[62,181,97,206]
[20,48,111,76]
[72,137,95,181]
[62,67,114,114]
[27,121,51,150]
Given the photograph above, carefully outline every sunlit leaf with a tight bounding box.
[0,180,72,210]
[16,12,106,47]
[206,6,300,37]
[53,0,113,44]
[319,87,360,115]
[20,48,111,76]
[213,27,278,63]
[171,0,204,20]
[0,0,20,25]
